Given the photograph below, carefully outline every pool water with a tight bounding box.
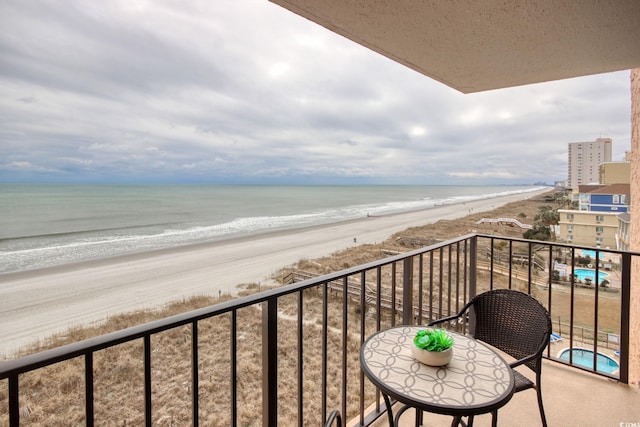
[581,250,603,259]
[559,348,619,374]
[573,268,609,283]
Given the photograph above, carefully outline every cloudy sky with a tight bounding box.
[0,1,633,185]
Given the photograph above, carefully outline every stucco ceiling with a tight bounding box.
[270,0,640,93]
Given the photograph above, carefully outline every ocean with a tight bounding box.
[0,184,544,274]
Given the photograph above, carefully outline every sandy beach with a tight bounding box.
[0,188,550,357]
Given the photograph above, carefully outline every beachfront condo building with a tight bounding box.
[617,212,632,251]
[558,210,620,248]
[567,138,612,189]
[577,184,630,212]
[558,184,630,248]
[600,161,631,185]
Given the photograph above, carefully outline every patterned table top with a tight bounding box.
[360,326,515,416]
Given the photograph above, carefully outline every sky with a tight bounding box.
[0,0,633,186]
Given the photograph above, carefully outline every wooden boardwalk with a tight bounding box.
[284,270,457,321]
[476,217,532,229]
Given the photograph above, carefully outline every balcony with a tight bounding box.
[369,359,639,427]
[0,234,636,426]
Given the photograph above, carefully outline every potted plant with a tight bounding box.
[411,328,454,366]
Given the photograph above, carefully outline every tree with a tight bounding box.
[553,190,576,209]
[523,224,552,241]
[523,205,559,242]
[534,205,560,240]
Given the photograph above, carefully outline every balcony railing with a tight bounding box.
[0,234,634,426]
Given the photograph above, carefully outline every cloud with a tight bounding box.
[447,171,518,179]
[2,160,58,173]
[0,0,632,184]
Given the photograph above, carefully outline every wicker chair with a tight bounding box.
[428,289,551,427]
[324,410,342,427]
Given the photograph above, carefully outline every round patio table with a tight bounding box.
[360,326,515,426]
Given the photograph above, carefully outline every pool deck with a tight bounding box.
[361,358,640,427]
[548,336,619,364]
[552,263,622,290]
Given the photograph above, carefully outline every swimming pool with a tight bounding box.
[559,348,619,374]
[581,250,603,259]
[573,268,609,283]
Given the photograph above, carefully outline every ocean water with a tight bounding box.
[0,184,543,274]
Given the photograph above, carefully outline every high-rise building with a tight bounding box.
[567,137,612,189]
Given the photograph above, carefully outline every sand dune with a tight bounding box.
[0,188,550,356]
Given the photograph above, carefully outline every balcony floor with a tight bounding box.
[360,359,640,427]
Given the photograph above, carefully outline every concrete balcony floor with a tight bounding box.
[359,360,640,427]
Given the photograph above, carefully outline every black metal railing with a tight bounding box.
[0,234,634,426]
[476,234,632,383]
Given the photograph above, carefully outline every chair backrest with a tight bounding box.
[469,289,551,372]
[324,410,342,427]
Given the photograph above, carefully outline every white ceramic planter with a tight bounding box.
[411,345,453,366]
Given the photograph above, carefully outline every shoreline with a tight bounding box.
[0,187,551,357]
[0,187,547,280]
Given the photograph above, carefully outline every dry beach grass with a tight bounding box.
[0,290,375,426]
[1,189,621,425]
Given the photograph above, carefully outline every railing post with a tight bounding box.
[262,297,278,426]
[85,353,94,427]
[402,256,414,325]
[144,335,152,427]
[467,236,478,335]
[469,236,477,300]
[191,321,200,427]
[619,253,631,384]
[9,374,19,427]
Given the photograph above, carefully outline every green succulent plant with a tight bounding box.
[413,328,454,352]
